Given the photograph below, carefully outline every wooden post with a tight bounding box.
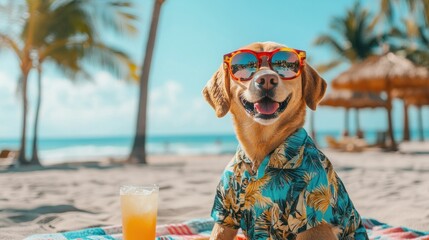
[417,106,424,142]
[343,108,350,137]
[386,82,397,151]
[355,108,364,138]
[402,101,410,141]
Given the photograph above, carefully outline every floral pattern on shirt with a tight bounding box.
[211,128,368,240]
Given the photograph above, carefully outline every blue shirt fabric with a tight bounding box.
[211,128,368,239]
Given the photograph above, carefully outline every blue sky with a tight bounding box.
[0,0,425,138]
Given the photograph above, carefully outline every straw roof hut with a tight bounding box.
[331,53,429,150]
[320,90,387,108]
[392,89,429,100]
[403,96,429,106]
[332,53,429,91]
[320,90,387,138]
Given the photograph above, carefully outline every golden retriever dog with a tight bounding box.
[203,42,368,240]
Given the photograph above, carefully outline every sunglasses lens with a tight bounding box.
[230,52,258,80]
[271,51,300,78]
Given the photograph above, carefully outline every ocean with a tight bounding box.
[0,129,427,165]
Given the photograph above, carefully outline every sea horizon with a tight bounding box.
[1,128,428,165]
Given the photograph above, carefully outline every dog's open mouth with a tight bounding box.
[240,94,292,119]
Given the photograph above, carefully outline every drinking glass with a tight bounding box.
[120,184,159,240]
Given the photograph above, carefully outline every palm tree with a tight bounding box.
[0,0,37,164]
[377,0,429,70]
[378,0,429,141]
[314,1,383,72]
[314,1,384,138]
[129,0,165,164]
[0,0,138,165]
[378,0,429,27]
[29,1,138,164]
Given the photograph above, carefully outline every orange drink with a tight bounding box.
[120,185,159,240]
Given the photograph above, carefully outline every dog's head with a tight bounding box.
[203,42,326,126]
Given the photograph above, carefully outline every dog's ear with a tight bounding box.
[301,64,327,110]
[202,64,231,117]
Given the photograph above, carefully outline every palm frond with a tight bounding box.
[85,0,138,35]
[269,143,286,168]
[303,172,315,184]
[255,204,292,239]
[313,35,346,57]
[254,208,272,234]
[0,33,22,60]
[417,25,429,45]
[379,0,395,23]
[325,160,339,197]
[82,41,137,81]
[306,185,332,213]
[423,0,429,26]
[368,13,383,32]
[48,0,95,40]
[265,167,307,199]
[314,0,383,71]
[314,60,343,73]
[403,17,419,37]
[43,48,92,82]
[38,34,136,82]
[243,175,272,210]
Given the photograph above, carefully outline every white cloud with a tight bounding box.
[0,72,234,139]
[148,81,183,120]
[0,71,139,138]
[0,73,18,109]
[35,71,138,137]
[147,80,234,135]
[0,72,21,138]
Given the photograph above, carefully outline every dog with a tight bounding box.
[203,42,368,240]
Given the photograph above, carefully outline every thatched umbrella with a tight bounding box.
[320,90,387,138]
[392,89,429,141]
[332,52,429,150]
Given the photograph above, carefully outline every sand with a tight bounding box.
[1,150,429,239]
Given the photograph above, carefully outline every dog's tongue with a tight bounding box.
[254,100,279,115]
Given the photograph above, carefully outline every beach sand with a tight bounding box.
[1,150,429,239]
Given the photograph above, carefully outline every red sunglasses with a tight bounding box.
[223,47,306,81]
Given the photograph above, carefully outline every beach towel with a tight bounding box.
[24,217,429,240]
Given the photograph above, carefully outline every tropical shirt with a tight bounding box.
[211,128,368,240]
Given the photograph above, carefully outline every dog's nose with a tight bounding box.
[254,73,279,91]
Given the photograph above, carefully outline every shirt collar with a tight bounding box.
[236,128,309,169]
[269,128,309,169]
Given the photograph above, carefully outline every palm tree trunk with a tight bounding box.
[402,101,410,141]
[30,66,42,165]
[129,0,165,164]
[417,106,424,142]
[17,74,29,164]
[355,108,364,138]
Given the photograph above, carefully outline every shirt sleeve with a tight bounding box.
[210,167,241,229]
[334,176,369,239]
